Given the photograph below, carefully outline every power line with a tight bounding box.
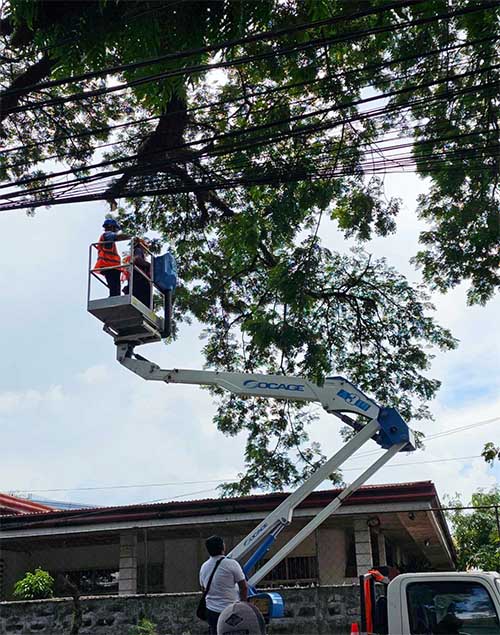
[2,2,497,117]
[0,0,432,99]
[426,416,500,440]
[2,64,498,196]
[2,133,497,211]
[0,67,497,208]
[5,440,494,496]
[353,416,500,460]
[143,487,221,505]
[343,454,482,472]
[8,478,231,494]
[2,32,494,162]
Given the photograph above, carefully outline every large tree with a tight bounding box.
[1,0,498,493]
[446,487,500,571]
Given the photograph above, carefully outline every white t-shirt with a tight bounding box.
[199,556,246,613]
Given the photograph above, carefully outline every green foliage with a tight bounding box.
[482,442,500,466]
[446,488,500,572]
[3,0,497,493]
[129,617,159,635]
[13,568,55,600]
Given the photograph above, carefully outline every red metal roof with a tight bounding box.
[0,481,440,530]
[0,493,56,516]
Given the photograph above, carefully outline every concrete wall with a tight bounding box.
[0,585,361,635]
[317,528,346,585]
[163,538,201,593]
[2,543,118,578]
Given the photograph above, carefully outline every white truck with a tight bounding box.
[359,570,500,635]
[87,244,500,631]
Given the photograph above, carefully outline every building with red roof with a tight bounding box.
[0,481,455,600]
[0,493,55,516]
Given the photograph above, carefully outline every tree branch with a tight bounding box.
[105,96,235,222]
[1,55,54,125]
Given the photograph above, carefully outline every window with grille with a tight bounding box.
[54,568,119,595]
[261,556,318,585]
[345,530,357,578]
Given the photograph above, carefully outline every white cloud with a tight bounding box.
[79,364,112,385]
[0,385,64,414]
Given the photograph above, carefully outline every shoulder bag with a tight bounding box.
[197,557,225,621]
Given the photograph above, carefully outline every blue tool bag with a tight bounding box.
[153,252,177,294]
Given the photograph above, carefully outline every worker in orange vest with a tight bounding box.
[94,218,129,297]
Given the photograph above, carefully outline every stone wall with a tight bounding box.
[0,585,360,634]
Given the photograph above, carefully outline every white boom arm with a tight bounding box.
[117,344,381,420]
[116,343,415,586]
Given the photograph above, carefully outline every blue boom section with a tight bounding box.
[243,534,277,577]
[153,252,177,293]
[376,407,415,451]
[243,534,285,619]
[249,591,285,621]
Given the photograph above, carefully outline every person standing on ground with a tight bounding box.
[94,218,129,297]
[199,536,248,635]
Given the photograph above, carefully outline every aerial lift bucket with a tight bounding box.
[87,239,176,345]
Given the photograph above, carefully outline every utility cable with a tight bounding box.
[1,49,488,171]
[2,63,498,194]
[0,0,432,98]
[2,1,497,117]
[2,32,495,161]
[5,425,496,497]
[1,94,498,210]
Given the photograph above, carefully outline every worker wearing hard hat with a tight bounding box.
[217,602,266,635]
[94,218,129,297]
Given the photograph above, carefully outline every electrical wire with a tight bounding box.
[2,32,496,161]
[2,1,497,117]
[0,6,496,212]
[350,416,500,461]
[0,453,485,510]
[0,0,434,99]
[2,64,498,197]
[5,414,498,495]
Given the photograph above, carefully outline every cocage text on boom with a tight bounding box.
[243,380,305,392]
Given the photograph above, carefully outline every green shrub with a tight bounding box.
[129,617,159,635]
[13,568,54,600]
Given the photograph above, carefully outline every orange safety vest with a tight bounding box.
[121,255,131,282]
[94,233,121,272]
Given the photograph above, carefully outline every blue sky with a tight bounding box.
[0,172,498,508]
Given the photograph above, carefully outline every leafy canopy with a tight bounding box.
[446,488,500,572]
[2,0,497,492]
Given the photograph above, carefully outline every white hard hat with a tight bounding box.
[217,602,266,635]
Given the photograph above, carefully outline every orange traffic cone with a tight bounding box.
[350,623,360,635]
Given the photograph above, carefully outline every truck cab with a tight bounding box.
[388,572,500,635]
[363,571,500,635]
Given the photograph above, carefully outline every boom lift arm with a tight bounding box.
[117,343,415,590]
[88,241,416,619]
